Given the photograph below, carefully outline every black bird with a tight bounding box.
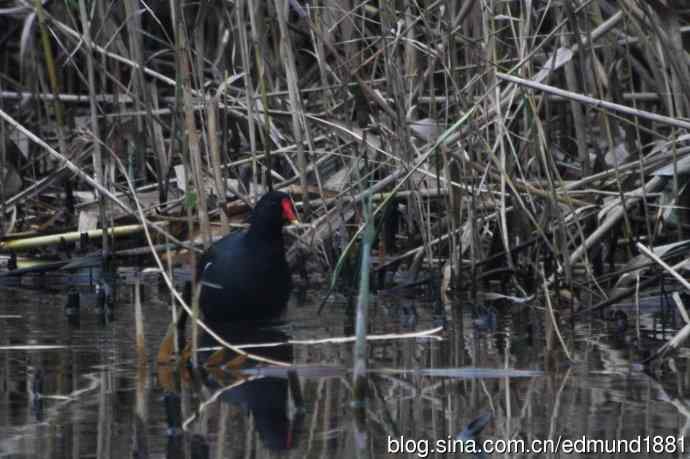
[159,192,298,361]
[196,191,298,324]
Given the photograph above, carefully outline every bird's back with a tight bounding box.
[198,231,291,323]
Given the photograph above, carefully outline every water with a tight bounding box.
[0,272,688,458]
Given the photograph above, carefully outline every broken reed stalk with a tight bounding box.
[351,171,374,459]
[207,94,229,231]
[487,0,515,274]
[134,335,149,457]
[134,272,146,365]
[497,72,690,131]
[122,0,146,183]
[216,403,229,457]
[198,326,442,350]
[541,264,573,362]
[0,223,159,252]
[191,283,200,368]
[235,0,257,196]
[636,243,690,292]
[124,0,169,206]
[352,191,375,403]
[164,237,179,356]
[172,2,204,370]
[248,0,274,192]
[33,0,66,155]
[34,0,72,233]
[0,110,5,237]
[96,372,111,458]
[177,16,210,249]
[77,0,108,257]
[560,9,589,178]
[275,0,309,216]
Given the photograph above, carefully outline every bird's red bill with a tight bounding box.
[281,197,299,224]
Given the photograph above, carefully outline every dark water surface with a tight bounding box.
[1,272,688,458]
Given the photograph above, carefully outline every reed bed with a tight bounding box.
[1,0,690,399]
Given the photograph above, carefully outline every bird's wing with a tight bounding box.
[198,233,253,292]
[195,231,241,283]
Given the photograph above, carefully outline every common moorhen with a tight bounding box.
[197,191,298,323]
[158,192,298,362]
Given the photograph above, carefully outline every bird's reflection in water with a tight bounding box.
[159,322,302,458]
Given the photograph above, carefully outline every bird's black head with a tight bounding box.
[249,191,298,237]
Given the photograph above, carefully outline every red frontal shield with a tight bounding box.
[281,197,299,224]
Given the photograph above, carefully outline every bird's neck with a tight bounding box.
[247,225,285,247]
